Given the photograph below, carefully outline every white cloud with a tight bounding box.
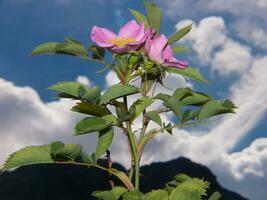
[159,0,267,51]
[76,75,91,86]
[176,17,227,63]
[176,17,253,76]
[212,40,252,76]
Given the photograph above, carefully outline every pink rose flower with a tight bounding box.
[145,34,188,68]
[91,20,149,53]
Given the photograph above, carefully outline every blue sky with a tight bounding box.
[1,0,267,199]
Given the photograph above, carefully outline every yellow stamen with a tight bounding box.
[110,37,135,47]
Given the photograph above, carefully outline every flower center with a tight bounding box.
[110,37,135,47]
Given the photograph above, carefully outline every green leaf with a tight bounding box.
[144,0,162,33]
[173,174,192,184]
[31,42,60,55]
[173,88,192,100]
[180,92,211,106]
[146,111,162,127]
[129,9,149,27]
[60,37,88,58]
[50,82,101,103]
[122,190,143,200]
[49,81,86,98]
[51,142,82,161]
[100,84,139,105]
[31,37,88,58]
[164,123,173,135]
[95,128,114,159]
[2,145,53,171]
[89,45,105,61]
[72,101,111,117]
[129,97,153,122]
[169,178,209,200]
[75,117,111,135]
[168,66,208,83]
[155,94,183,120]
[82,86,101,103]
[172,44,191,53]
[208,192,221,200]
[92,187,127,200]
[168,23,192,45]
[81,152,95,164]
[197,100,236,121]
[143,190,169,200]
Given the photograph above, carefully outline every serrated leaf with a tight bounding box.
[31,42,60,55]
[173,88,192,100]
[51,142,82,161]
[92,187,127,200]
[208,192,221,200]
[197,100,236,121]
[102,114,118,125]
[129,97,153,122]
[155,94,183,120]
[75,117,111,135]
[180,92,211,106]
[50,82,101,103]
[100,84,139,105]
[129,9,149,27]
[92,190,113,200]
[143,190,169,200]
[165,123,173,135]
[82,86,101,103]
[89,45,105,61]
[144,0,162,33]
[31,37,88,58]
[173,174,192,183]
[122,190,143,200]
[181,109,195,123]
[172,44,191,53]
[168,66,208,83]
[59,37,88,58]
[146,111,162,127]
[168,23,192,45]
[169,178,209,200]
[72,101,111,117]
[2,145,53,171]
[49,81,86,98]
[95,128,114,160]
[81,152,95,164]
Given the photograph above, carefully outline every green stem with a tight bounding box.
[123,96,140,190]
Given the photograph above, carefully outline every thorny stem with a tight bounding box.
[106,150,115,189]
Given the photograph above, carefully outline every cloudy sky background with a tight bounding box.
[0,0,267,199]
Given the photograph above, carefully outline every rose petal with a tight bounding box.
[110,45,133,53]
[163,58,189,68]
[91,26,117,47]
[163,45,174,60]
[147,34,168,63]
[118,20,141,39]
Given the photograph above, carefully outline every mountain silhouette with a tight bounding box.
[0,157,248,200]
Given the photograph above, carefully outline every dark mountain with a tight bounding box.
[0,157,248,200]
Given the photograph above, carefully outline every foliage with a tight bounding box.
[1,0,238,200]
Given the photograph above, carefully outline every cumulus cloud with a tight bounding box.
[176,17,253,76]
[212,40,252,76]
[158,0,267,51]
[0,76,98,166]
[76,75,92,86]
[176,17,227,63]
